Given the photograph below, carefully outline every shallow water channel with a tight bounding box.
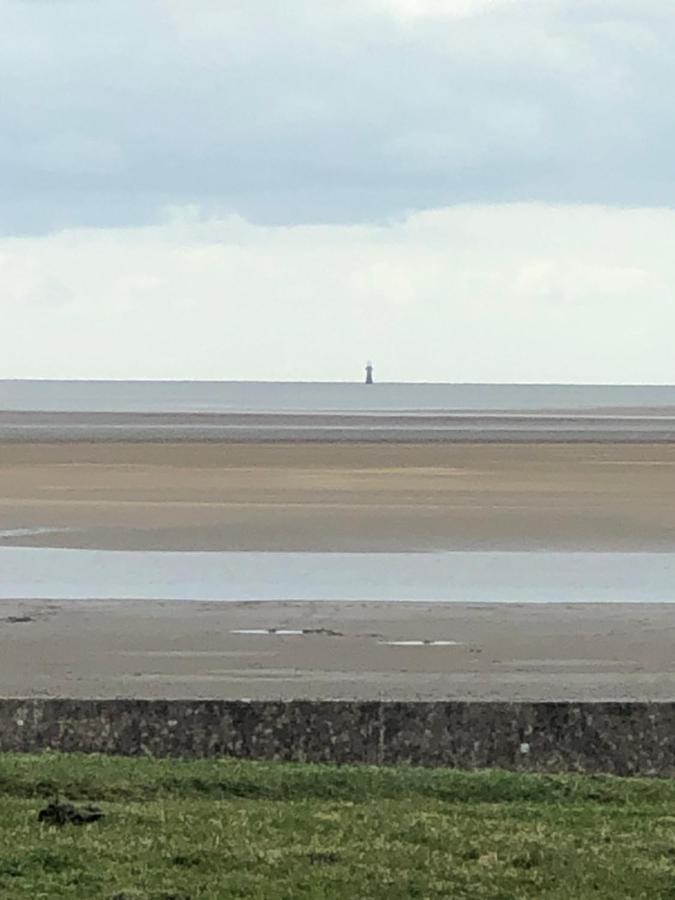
[0,548,674,603]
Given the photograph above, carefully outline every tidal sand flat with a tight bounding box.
[2,383,675,702]
[2,441,675,552]
[2,601,675,701]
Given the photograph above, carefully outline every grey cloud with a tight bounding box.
[2,0,675,233]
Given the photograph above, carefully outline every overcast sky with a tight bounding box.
[2,0,675,381]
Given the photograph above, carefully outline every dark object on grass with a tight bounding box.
[38,802,104,826]
[308,852,340,866]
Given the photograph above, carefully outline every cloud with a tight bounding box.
[0,203,673,382]
[367,0,520,21]
[2,0,675,233]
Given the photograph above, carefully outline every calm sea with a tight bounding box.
[2,380,675,414]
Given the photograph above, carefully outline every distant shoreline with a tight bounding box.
[2,409,675,442]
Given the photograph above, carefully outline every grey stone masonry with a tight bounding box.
[0,700,673,774]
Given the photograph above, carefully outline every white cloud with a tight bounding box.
[0,203,673,382]
[367,0,520,20]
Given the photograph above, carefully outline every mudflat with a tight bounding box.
[1,600,674,701]
[3,439,675,701]
[1,441,675,551]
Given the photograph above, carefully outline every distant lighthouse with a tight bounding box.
[365,361,374,384]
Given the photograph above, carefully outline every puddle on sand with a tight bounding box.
[231,629,305,636]
[230,631,462,646]
[0,528,73,540]
[380,640,462,647]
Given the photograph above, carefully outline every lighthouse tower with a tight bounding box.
[365,361,374,384]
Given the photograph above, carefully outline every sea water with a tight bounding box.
[1,548,673,603]
[3,380,675,414]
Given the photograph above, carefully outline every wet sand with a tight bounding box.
[2,409,675,443]
[2,437,675,700]
[1,600,674,701]
[1,441,675,551]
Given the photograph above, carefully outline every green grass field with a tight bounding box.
[0,753,673,898]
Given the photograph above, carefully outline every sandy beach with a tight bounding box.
[2,441,675,552]
[1,600,674,701]
[2,433,675,700]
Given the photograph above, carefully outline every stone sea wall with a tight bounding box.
[0,699,673,775]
